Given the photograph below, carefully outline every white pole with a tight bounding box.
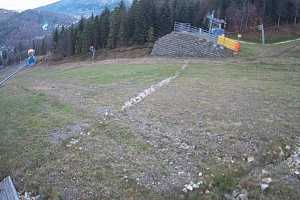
[262,24,265,45]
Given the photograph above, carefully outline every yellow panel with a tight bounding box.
[217,36,240,52]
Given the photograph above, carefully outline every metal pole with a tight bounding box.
[0,64,27,88]
[261,24,265,45]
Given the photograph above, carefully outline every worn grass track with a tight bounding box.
[0,41,300,200]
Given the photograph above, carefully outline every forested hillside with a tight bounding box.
[51,0,300,57]
[37,0,133,18]
[2,0,299,65]
[0,9,17,23]
[0,10,74,47]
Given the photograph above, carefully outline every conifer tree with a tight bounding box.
[53,28,59,50]
[158,0,173,36]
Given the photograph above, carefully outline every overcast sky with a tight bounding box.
[0,0,59,11]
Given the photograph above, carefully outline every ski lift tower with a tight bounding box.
[207,11,226,36]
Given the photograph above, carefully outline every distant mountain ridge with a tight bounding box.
[0,9,18,23]
[0,9,74,47]
[37,0,133,18]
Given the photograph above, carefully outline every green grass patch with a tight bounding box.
[239,43,261,58]
[0,85,76,177]
[28,64,181,86]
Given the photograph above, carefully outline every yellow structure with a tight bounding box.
[217,35,240,53]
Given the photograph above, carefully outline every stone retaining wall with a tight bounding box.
[151,32,232,58]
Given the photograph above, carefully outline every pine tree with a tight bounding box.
[108,7,118,48]
[118,1,129,47]
[99,8,111,48]
[158,0,173,36]
[132,0,146,44]
[128,0,139,43]
[53,28,59,50]
[108,1,128,48]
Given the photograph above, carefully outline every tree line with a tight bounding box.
[1,0,299,66]
[50,0,300,57]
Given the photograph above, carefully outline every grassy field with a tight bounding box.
[0,41,300,200]
[229,24,300,44]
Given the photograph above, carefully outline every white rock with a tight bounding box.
[186,185,193,191]
[192,184,200,189]
[24,192,30,200]
[198,181,203,185]
[262,177,272,184]
[247,156,255,163]
[70,139,79,145]
[178,171,184,175]
[260,183,269,191]
[198,172,203,177]
[279,147,285,156]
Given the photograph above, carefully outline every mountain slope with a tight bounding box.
[0,9,18,23]
[0,10,74,47]
[37,0,132,18]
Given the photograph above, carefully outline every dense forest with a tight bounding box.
[50,0,300,57]
[1,0,299,65]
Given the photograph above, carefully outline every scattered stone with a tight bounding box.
[260,183,269,191]
[198,172,203,177]
[237,193,248,200]
[292,154,300,165]
[247,156,255,163]
[278,146,285,157]
[19,192,41,200]
[24,192,30,200]
[182,181,203,193]
[179,143,190,150]
[121,65,188,111]
[70,138,79,145]
[262,169,269,175]
[185,184,193,191]
[262,177,272,184]
[48,123,90,144]
[228,189,249,200]
[260,177,272,191]
[96,106,113,119]
[178,171,184,175]
[295,170,300,177]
